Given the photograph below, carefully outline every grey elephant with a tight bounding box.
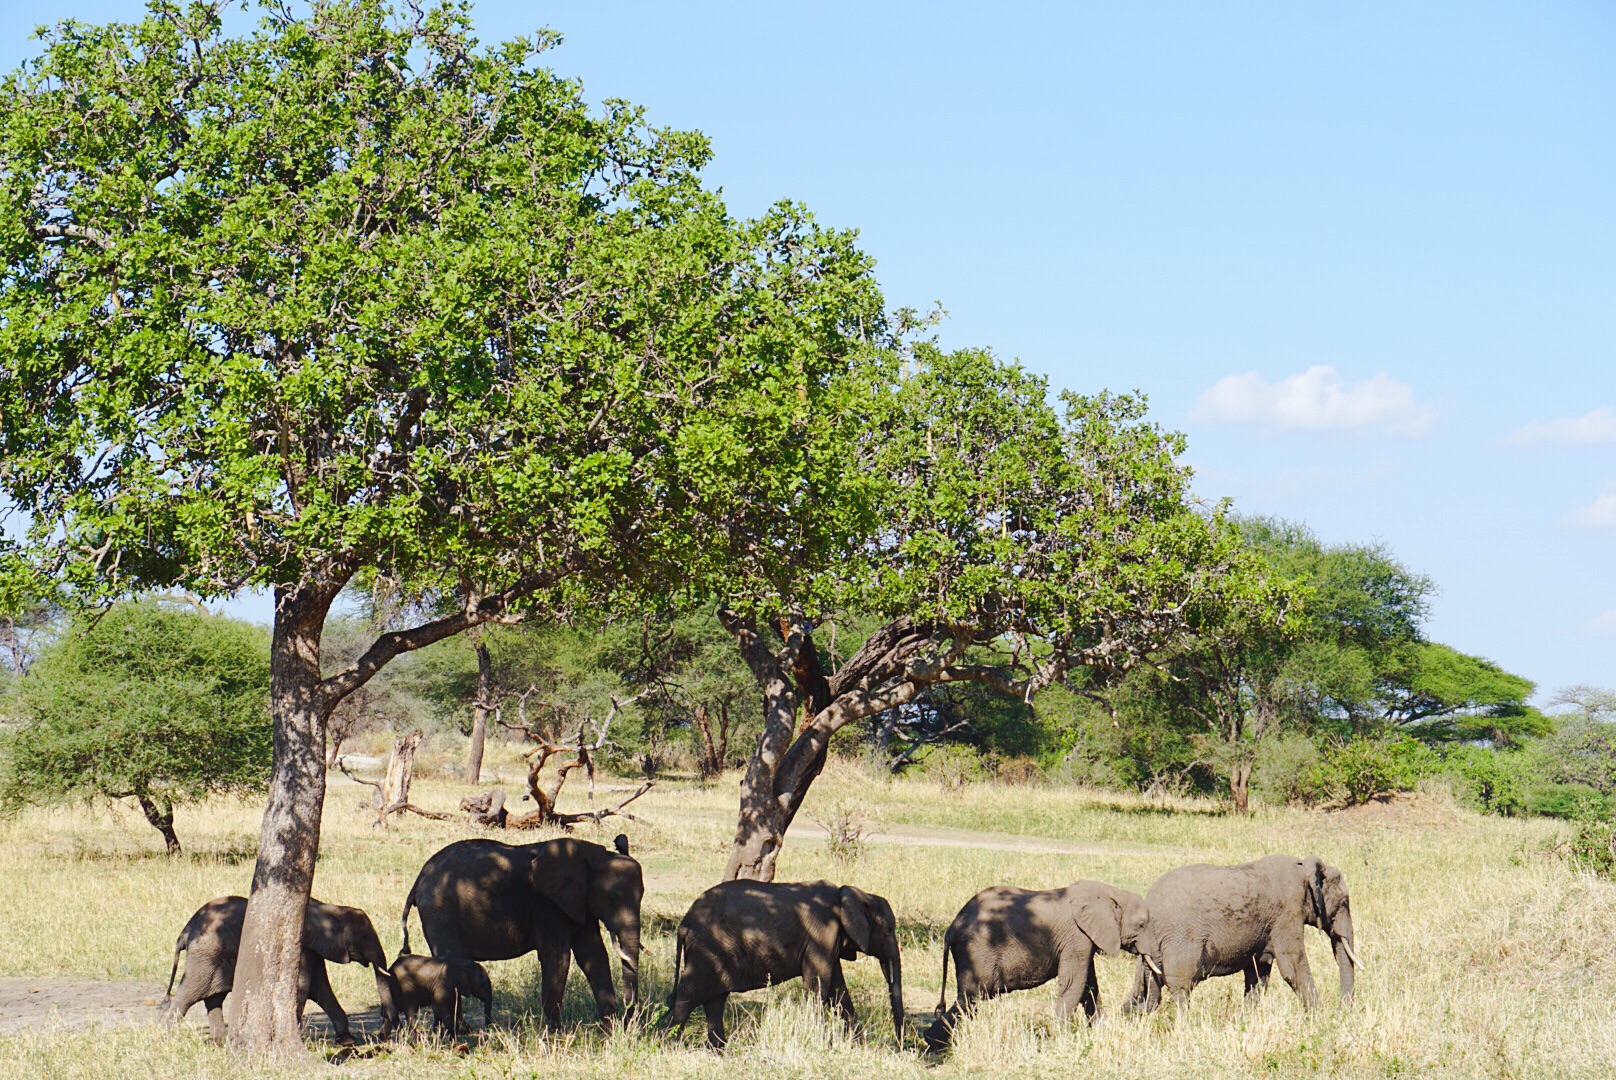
[165,895,396,1043]
[388,952,493,1033]
[922,880,1155,1051]
[667,879,904,1049]
[401,835,642,1026]
[1127,853,1360,1013]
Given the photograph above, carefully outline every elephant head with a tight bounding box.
[304,900,397,1032]
[1068,883,1150,957]
[1300,858,1359,1001]
[528,838,645,1010]
[836,885,904,1042]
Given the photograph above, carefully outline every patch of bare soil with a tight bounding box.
[1323,790,1463,828]
[0,977,386,1039]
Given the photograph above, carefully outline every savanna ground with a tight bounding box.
[2,736,1614,1079]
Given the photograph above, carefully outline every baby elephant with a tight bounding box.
[924,880,1154,1051]
[388,953,493,1034]
[165,894,396,1044]
[668,879,904,1049]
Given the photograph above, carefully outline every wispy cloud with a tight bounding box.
[1565,484,1616,530]
[1583,609,1616,636]
[1508,406,1616,448]
[1190,365,1435,437]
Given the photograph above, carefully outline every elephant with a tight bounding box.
[388,952,493,1034]
[666,879,904,1050]
[923,880,1156,1051]
[1126,853,1360,1014]
[401,834,642,1026]
[164,895,396,1044]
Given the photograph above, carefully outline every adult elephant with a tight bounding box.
[165,895,395,1043]
[1127,853,1360,1013]
[667,880,904,1049]
[923,879,1156,1051]
[401,834,642,1026]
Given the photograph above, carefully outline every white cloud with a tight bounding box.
[1508,406,1616,447]
[1584,610,1616,636]
[1190,365,1435,437]
[1565,485,1616,530]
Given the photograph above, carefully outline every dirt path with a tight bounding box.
[0,977,379,1038]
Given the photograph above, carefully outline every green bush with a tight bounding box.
[1439,745,1535,817]
[1529,782,1612,822]
[1560,821,1616,880]
[1253,734,1333,806]
[1325,736,1435,805]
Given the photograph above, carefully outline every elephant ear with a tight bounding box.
[1301,856,1327,925]
[838,886,877,956]
[530,848,591,926]
[1071,889,1123,956]
[303,901,351,964]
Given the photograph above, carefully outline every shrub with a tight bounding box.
[1560,821,1616,880]
[810,798,876,865]
[1440,745,1535,817]
[1530,782,1612,822]
[1325,736,1435,805]
[916,745,989,792]
[1253,734,1332,806]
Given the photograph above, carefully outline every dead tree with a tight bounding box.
[493,687,655,829]
[339,730,452,827]
[693,699,737,779]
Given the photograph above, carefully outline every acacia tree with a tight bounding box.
[0,600,271,853]
[714,345,1251,880]
[0,1,883,1054]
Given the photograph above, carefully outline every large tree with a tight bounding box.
[0,0,883,1054]
[713,345,1250,879]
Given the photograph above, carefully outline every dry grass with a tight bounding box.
[2,740,1614,1077]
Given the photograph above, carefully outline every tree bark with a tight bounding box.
[1230,758,1252,815]
[136,793,180,856]
[227,585,335,1058]
[466,640,491,784]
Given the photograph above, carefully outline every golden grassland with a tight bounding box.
[2,738,1615,1078]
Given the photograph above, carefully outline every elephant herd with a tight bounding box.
[164,834,1359,1054]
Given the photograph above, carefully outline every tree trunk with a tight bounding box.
[722,626,805,882]
[694,703,720,779]
[1230,758,1252,815]
[466,641,491,784]
[136,793,180,856]
[227,585,335,1058]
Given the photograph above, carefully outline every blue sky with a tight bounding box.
[2,2,1611,698]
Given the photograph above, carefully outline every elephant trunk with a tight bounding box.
[1331,913,1357,1002]
[609,913,641,1010]
[881,945,904,1045]
[374,966,400,1036]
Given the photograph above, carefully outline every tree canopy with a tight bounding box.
[0,0,889,1052]
[0,601,271,853]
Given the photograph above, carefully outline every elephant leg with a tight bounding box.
[304,956,353,1044]
[1244,955,1272,1003]
[1123,958,1148,1013]
[704,992,729,1051]
[825,963,856,1028]
[431,986,459,1033]
[538,938,572,1027]
[1271,939,1318,1009]
[572,928,621,1020]
[203,993,228,1044]
[1054,940,1097,1021]
[1080,953,1101,1020]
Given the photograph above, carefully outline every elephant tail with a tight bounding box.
[667,926,686,1010]
[936,935,951,1014]
[165,939,183,998]
[400,882,416,957]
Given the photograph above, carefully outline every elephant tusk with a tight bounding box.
[616,941,633,966]
[1144,954,1163,978]
[1341,939,1363,969]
